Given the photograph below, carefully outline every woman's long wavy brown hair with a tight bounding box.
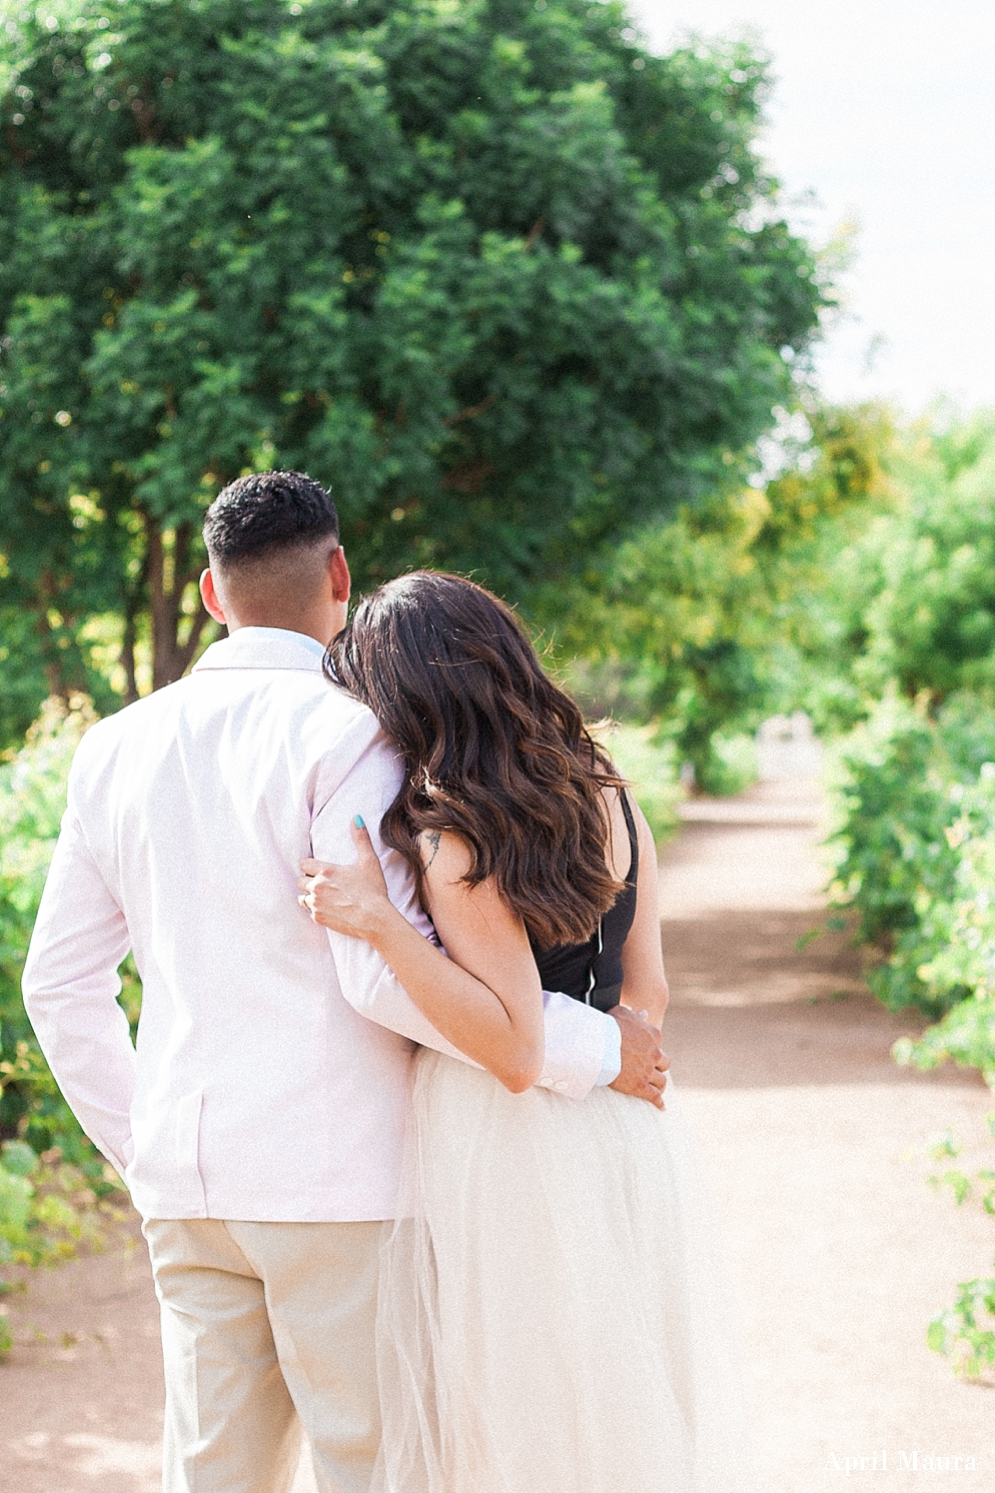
[325,571,625,948]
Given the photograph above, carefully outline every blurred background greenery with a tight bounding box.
[0,0,993,1356]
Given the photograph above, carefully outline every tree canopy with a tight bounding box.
[0,0,822,731]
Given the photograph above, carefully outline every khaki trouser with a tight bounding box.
[144,1218,384,1493]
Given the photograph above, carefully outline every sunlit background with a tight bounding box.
[2,6,994,1485]
[634,0,995,410]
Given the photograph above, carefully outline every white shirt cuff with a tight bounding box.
[594,1011,622,1086]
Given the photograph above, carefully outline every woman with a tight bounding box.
[298,572,752,1493]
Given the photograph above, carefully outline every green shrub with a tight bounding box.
[829,684,995,1084]
[886,763,995,1084]
[928,1274,995,1381]
[0,700,132,1321]
[697,731,758,798]
[828,693,995,1017]
[0,1138,117,1268]
[921,1114,995,1381]
[0,698,137,1181]
[0,1135,125,1356]
[896,997,995,1087]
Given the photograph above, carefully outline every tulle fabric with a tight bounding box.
[372,1049,754,1493]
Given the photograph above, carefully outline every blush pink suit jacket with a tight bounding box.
[22,628,616,1222]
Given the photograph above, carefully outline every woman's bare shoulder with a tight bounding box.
[416,828,474,885]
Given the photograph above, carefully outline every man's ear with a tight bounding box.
[329,545,351,604]
[199,568,228,625]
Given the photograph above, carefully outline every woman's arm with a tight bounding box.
[299,821,544,1093]
[618,800,669,1027]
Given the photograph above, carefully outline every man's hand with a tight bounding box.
[608,1006,669,1109]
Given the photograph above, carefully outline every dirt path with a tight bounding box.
[662,779,994,1491]
[2,776,993,1491]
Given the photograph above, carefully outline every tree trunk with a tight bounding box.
[146,516,214,691]
[120,603,139,705]
[35,571,73,705]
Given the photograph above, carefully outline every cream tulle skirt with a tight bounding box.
[372,1050,754,1493]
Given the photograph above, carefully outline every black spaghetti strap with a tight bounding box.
[620,788,639,886]
[529,785,642,1011]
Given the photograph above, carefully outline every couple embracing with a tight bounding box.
[23,471,752,1493]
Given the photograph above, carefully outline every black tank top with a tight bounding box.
[528,791,640,1013]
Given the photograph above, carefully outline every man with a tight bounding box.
[22,470,668,1493]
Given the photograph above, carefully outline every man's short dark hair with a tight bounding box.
[203,471,339,568]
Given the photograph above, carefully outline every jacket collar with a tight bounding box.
[192,627,327,673]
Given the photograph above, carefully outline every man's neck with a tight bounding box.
[222,614,339,646]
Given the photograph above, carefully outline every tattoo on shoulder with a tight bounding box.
[422,830,442,870]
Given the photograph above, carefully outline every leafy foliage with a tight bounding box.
[0,1137,119,1266]
[793,410,995,728]
[0,1134,125,1355]
[925,1120,995,1213]
[821,415,995,1034]
[781,411,995,1371]
[897,995,995,1087]
[551,401,891,789]
[859,415,995,702]
[0,0,822,737]
[928,1273,995,1382]
[826,695,995,1015]
[878,761,995,1074]
[0,695,138,1171]
[921,1114,995,1381]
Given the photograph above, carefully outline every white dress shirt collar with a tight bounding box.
[193,627,327,673]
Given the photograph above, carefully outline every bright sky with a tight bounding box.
[631,0,995,413]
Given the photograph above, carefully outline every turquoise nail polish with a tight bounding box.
[354,814,365,829]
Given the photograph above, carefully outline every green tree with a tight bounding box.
[780,410,995,723]
[549,401,891,787]
[858,414,995,703]
[0,0,822,734]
